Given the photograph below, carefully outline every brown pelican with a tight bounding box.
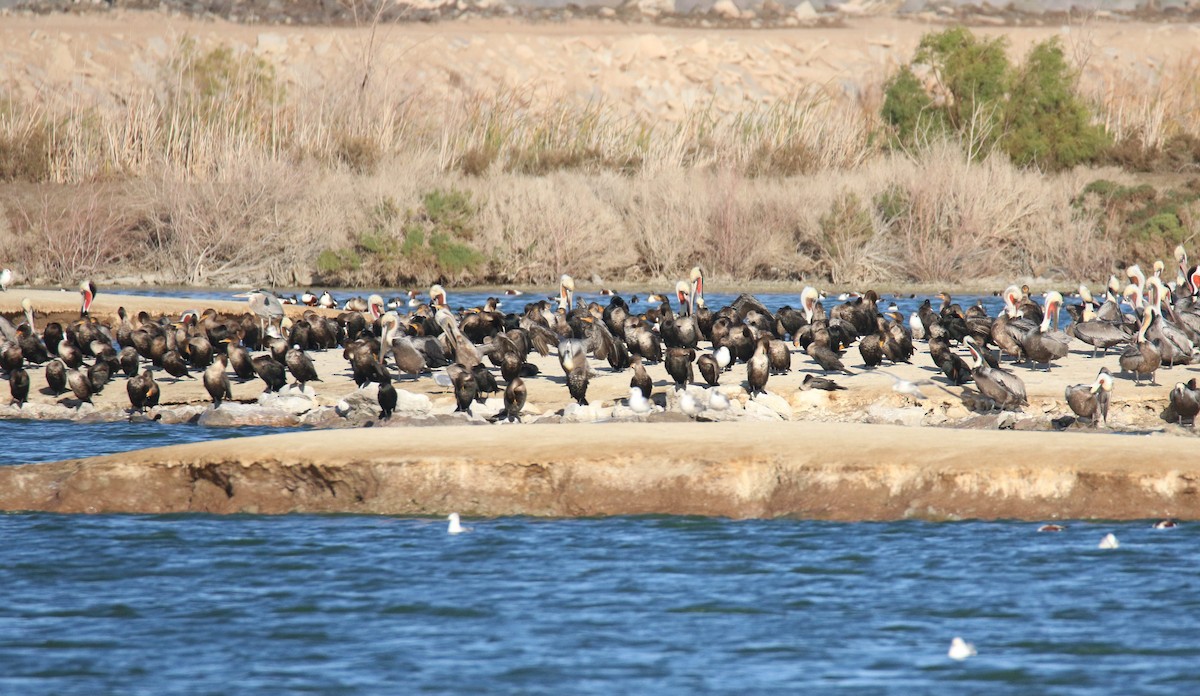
[79,280,96,317]
[991,286,1029,362]
[203,354,233,408]
[367,294,385,322]
[799,286,820,324]
[557,275,575,311]
[429,284,448,308]
[966,336,1027,410]
[1065,368,1113,427]
[1020,291,1070,371]
[1169,379,1200,426]
[21,297,36,335]
[1119,308,1161,385]
[1145,278,1194,365]
[436,309,482,370]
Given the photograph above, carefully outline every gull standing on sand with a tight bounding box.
[948,637,976,661]
[0,268,11,292]
[628,386,653,415]
[679,391,705,419]
[707,389,730,411]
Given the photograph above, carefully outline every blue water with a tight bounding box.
[104,286,1012,322]
[0,512,1195,693]
[0,420,294,467]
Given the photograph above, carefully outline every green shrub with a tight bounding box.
[882,28,1108,171]
[315,189,485,285]
[1003,39,1109,170]
[1075,177,1200,262]
[880,67,940,147]
[316,248,361,275]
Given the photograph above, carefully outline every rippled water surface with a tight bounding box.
[108,286,1012,320]
[2,512,1197,694]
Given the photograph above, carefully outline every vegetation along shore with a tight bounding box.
[1,13,1198,289]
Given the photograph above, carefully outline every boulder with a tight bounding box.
[198,404,301,428]
[711,0,742,18]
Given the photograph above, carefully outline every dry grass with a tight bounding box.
[0,35,1185,287]
[1089,48,1200,159]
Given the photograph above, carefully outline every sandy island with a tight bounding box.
[1,287,1197,520]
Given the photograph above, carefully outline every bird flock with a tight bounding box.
[3,250,1200,428]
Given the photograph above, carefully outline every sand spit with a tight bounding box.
[1,421,1196,520]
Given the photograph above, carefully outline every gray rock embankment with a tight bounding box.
[2,421,1197,520]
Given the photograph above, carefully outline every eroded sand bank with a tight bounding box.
[1,422,1195,520]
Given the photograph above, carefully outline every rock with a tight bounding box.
[155,405,205,425]
[394,388,434,417]
[954,414,1001,430]
[646,411,693,423]
[1013,417,1049,432]
[625,0,673,17]
[198,404,302,428]
[750,392,793,420]
[867,403,925,427]
[300,408,344,428]
[471,397,505,421]
[562,403,612,423]
[257,387,316,415]
[794,0,818,17]
[790,389,830,411]
[744,399,785,421]
[712,0,742,18]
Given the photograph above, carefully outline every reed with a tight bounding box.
[0,36,1189,288]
